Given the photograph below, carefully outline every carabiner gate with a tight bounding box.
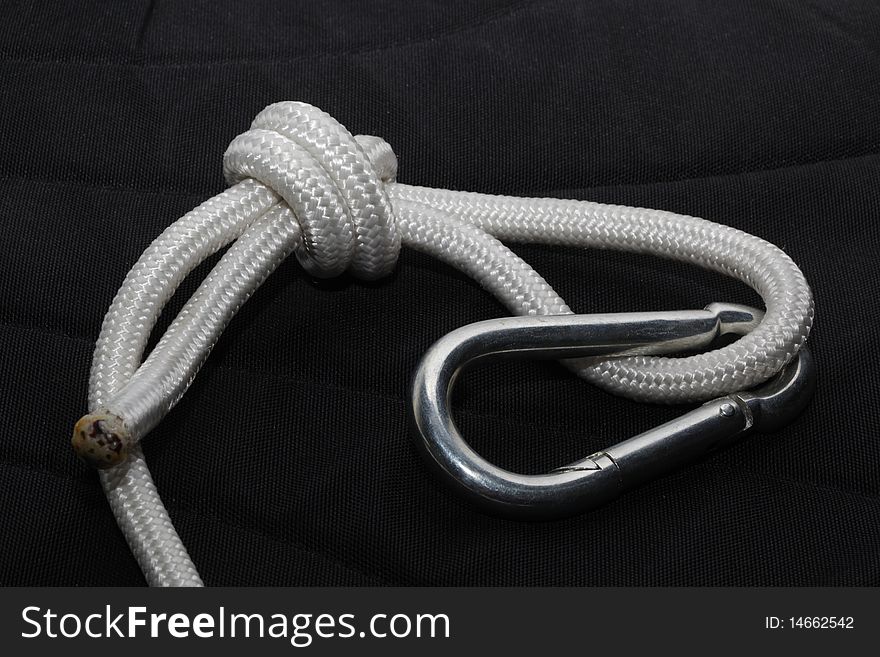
[409,304,815,519]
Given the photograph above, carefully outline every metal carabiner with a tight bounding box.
[409,303,815,519]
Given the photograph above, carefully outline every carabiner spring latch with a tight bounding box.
[409,303,815,519]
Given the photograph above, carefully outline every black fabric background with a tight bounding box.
[1,0,878,586]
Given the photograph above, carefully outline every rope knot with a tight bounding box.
[223,101,400,279]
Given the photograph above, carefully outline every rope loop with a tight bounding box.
[223,101,400,279]
[78,100,814,586]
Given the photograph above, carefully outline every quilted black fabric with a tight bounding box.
[1,0,878,586]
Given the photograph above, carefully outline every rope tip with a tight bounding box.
[72,413,130,469]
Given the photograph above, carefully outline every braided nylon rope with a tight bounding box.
[76,101,813,586]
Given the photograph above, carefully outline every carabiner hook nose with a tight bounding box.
[703,301,763,336]
[409,306,815,519]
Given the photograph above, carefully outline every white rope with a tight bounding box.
[72,101,813,586]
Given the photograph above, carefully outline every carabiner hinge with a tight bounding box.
[409,306,815,519]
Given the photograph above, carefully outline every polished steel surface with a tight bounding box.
[409,305,815,519]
